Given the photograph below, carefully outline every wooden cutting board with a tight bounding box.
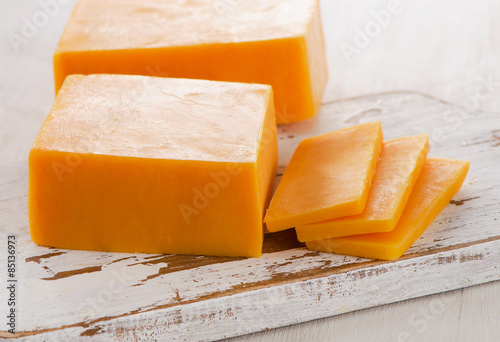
[1,92,499,341]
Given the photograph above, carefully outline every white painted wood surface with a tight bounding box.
[1,0,500,341]
[1,92,500,340]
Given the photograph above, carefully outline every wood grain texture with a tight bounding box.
[1,92,499,341]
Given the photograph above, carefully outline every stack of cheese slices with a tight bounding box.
[265,121,469,260]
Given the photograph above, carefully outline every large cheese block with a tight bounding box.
[265,121,383,232]
[306,158,470,260]
[29,74,278,258]
[296,134,429,241]
[53,0,328,124]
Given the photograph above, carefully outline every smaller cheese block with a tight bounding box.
[296,134,429,242]
[264,121,383,232]
[29,74,278,258]
[306,158,470,260]
[53,0,328,124]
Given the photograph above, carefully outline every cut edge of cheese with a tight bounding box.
[303,0,328,121]
[29,152,265,257]
[306,158,470,260]
[255,91,279,219]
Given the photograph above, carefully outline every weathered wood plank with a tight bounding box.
[1,92,499,340]
[17,239,500,342]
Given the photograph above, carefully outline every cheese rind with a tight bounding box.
[296,134,429,241]
[29,74,278,258]
[306,158,470,260]
[53,0,328,124]
[264,121,383,232]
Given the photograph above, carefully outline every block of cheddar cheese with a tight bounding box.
[306,158,470,260]
[29,74,278,258]
[296,134,429,241]
[53,0,328,124]
[265,121,383,232]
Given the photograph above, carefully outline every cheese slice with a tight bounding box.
[306,158,470,260]
[296,134,429,241]
[53,0,328,124]
[265,121,383,232]
[29,74,278,258]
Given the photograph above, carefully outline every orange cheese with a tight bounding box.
[265,121,383,232]
[296,134,429,241]
[29,74,278,258]
[53,0,328,124]
[306,158,470,260]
